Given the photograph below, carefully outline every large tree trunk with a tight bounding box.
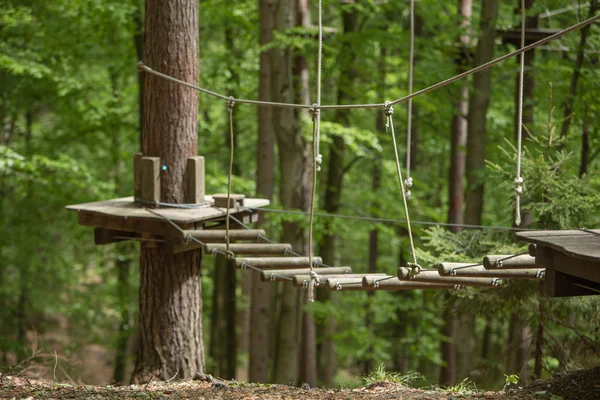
[295,0,317,388]
[317,3,359,386]
[271,0,311,385]
[464,0,499,226]
[132,0,203,382]
[249,0,276,384]
[441,1,471,385]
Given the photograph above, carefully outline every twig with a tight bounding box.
[53,350,58,383]
[143,374,154,390]
[166,369,179,383]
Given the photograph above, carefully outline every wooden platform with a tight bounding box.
[66,196,269,236]
[516,230,600,297]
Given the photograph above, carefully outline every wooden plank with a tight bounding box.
[438,263,544,279]
[133,153,143,199]
[181,229,265,243]
[294,274,377,288]
[544,269,600,297]
[362,278,458,290]
[204,243,292,256]
[94,228,134,245]
[213,193,245,208]
[483,254,538,269]
[141,157,160,205]
[235,257,322,269]
[66,196,270,225]
[78,210,187,236]
[397,268,502,288]
[260,267,352,282]
[185,156,205,204]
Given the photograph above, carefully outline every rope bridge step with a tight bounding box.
[261,267,352,282]
[438,263,545,279]
[235,257,322,270]
[483,254,537,269]
[362,277,458,291]
[181,229,265,242]
[205,243,292,256]
[398,268,502,288]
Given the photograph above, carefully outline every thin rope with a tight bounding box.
[245,206,538,231]
[226,97,235,251]
[308,106,319,303]
[384,102,421,275]
[315,0,323,171]
[404,0,415,199]
[137,15,600,112]
[515,0,526,226]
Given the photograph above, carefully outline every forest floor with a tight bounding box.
[1,367,599,400]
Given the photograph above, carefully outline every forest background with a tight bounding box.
[1,0,600,391]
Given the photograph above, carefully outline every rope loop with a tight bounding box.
[383,101,394,117]
[225,250,235,260]
[310,270,320,286]
[226,96,235,111]
[309,103,319,120]
[407,262,422,277]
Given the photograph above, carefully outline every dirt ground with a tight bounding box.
[2,367,599,400]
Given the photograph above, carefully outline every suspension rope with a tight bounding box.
[384,102,421,275]
[245,206,538,231]
[515,0,526,227]
[136,14,600,112]
[404,0,415,199]
[315,0,323,171]
[226,97,236,251]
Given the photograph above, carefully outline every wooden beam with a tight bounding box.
[94,228,134,245]
[204,243,292,256]
[439,263,544,279]
[483,254,538,269]
[133,152,143,199]
[535,245,600,284]
[260,267,353,282]
[213,193,245,208]
[141,156,161,205]
[398,268,502,288]
[181,229,266,243]
[235,257,322,269]
[544,269,600,297]
[185,156,205,204]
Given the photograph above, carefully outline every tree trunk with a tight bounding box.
[465,0,499,226]
[249,0,276,383]
[209,258,226,376]
[295,0,317,388]
[224,259,237,379]
[132,0,203,382]
[317,4,359,386]
[439,294,457,386]
[580,104,589,177]
[559,0,598,142]
[271,0,310,385]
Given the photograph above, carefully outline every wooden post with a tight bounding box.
[186,156,205,203]
[134,152,143,199]
[141,156,160,205]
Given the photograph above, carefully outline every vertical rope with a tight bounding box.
[226,97,235,252]
[405,0,415,199]
[308,106,319,303]
[306,0,325,302]
[384,102,420,275]
[515,0,526,226]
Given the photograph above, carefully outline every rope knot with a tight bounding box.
[309,103,320,120]
[226,96,235,111]
[405,177,413,188]
[383,101,394,116]
[407,262,421,277]
[514,177,524,194]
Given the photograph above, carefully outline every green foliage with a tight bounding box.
[363,364,424,386]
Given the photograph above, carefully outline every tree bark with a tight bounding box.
[465,0,499,226]
[559,0,598,142]
[249,0,276,384]
[317,3,359,386]
[271,0,310,385]
[132,0,203,382]
[580,104,589,177]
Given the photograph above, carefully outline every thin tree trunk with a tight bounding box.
[533,282,544,380]
[209,258,226,376]
[224,259,237,379]
[580,104,589,176]
[559,0,598,142]
[440,300,456,385]
[249,0,276,383]
[271,0,310,385]
[465,0,499,226]
[132,0,203,382]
